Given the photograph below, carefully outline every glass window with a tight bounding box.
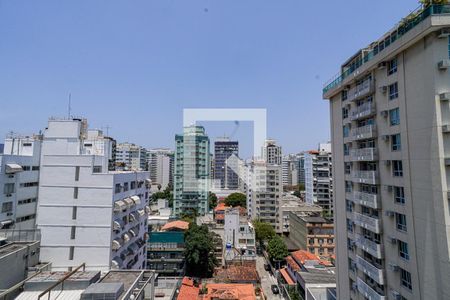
[342,107,349,119]
[389,82,399,100]
[394,186,405,204]
[3,183,15,194]
[391,133,401,151]
[115,184,121,194]
[343,125,350,138]
[75,166,80,181]
[390,108,400,126]
[393,160,403,177]
[398,240,409,260]
[388,57,398,75]
[344,144,350,156]
[342,90,348,101]
[401,269,412,290]
[1,202,13,213]
[396,213,407,232]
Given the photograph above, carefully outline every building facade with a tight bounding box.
[147,148,173,190]
[223,207,256,261]
[116,142,147,171]
[147,231,185,276]
[36,118,150,271]
[173,125,210,216]
[214,138,239,190]
[262,139,282,165]
[323,4,450,299]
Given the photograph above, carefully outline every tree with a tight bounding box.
[208,192,218,209]
[151,185,173,207]
[420,0,448,6]
[224,192,246,208]
[267,235,289,268]
[253,220,276,244]
[184,223,218,278]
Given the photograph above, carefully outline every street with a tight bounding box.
[256,255,284,300]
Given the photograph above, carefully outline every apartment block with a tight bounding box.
[262,139,282,165]
[214,138,239,190]
[173,125,211,216]
[147,148,174,190]
[116,142,147,171]
[36,118,150,271]
[323,4,450,299]
[0,135,42,230]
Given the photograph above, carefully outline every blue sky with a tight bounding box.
[0,0,420,158]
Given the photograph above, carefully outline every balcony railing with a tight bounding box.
[350,148,377,161]
[351,170,378,185]
[350,102,376,121]
[356,255,385,285]
[352,191,380,209]
[351,125,377,141]
[353,212,382,234]
[357,277,386,300]
[323,4,450,95]
[355,233,383,259]
[347,80,375,102]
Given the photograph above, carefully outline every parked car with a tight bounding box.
[271,285,279,294]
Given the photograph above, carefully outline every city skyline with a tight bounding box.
[0,0,419,156]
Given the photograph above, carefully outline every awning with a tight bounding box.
[114,200,126,212]
[137,209,145,217]
[112,238,123,250]
[122,233,130,243]
[129,213,136,222]
[280,267,295,285]
[113,220,124,231]
[124,198,134,208]
[5,163,23,174]
[131,195,141,205]
[129,229,137,237]
[0,219,14,229]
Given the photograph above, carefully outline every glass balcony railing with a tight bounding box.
[352,191,380,209]
[357,277,386,300]
[356,255,385,285]
[323,4,450,95]
[350,148,377,161]
[351,124,377,141]
[347,80,374,102]
[350,102,376,121]
[351,170,378,185]
[353,212,382,234]
[355,233,383,259]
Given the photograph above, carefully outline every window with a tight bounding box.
[393,160,403,177]
[398,240,410,260]
[131,181,136,190]
[20,182,38,188]
[342,107,349,119]
[343,144,350,156]
[1,202,13,213]
[73,187,78,199]
[343,125,350,138]
[124,182,129,192]
[32,166,39,171]
[390,108,400,126]
[346,200,353,212]
[70,226,76,239]
[240,226,245,232]
[69,246,74,260]
[345,163,352,175]
[389,82,399,100]
[345,181,352,193]
[18,198,37,205]
[16,214,36,223]
[75,166,80,181]
[391,133,401,151]
[388,57,398,75]
[394,186,405,204]
[72,206,77,220]
[93,166,102,173]
[448,36,450,58]
[396,213,407,232]
[401,269,412,290]
[347,218,353,233]
[115,184,121,194]
[4,183,15,194]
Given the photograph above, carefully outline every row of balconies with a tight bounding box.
[350,191,380,209]
[352,212,382,234]
[357,277,386,300]
[350,170,378,185]
[356,255,385,285]
[355,233,383,259]
[350,102,376,121]
[346,79,375,102]
[351,124,377,141]
[349,148,378,161]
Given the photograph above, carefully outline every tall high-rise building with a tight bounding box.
[304,143,333,216]
[262,139,282,165]
[116,142,147,171]
[0,134,42,230]
[147,148,174,190]
[282,154,301,186]
[173,125,210,216]
[36,118,150,271]
[214,138,239,190]
[323,5,450,299]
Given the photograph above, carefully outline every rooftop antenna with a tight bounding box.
[104,125,111,137]
[68,92,72,119]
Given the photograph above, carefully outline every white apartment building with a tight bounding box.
[116,142,147,171]
[0,135,42,230]
[262,139,282,165]
[224,207,256,261]
[147,149,173,190]
[323,4,450,300]
[36,118,150,271]
[304,143,333,217]
[282,154,302,186]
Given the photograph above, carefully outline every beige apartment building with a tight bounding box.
[323,4,450,300]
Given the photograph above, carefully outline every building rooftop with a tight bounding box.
[300,216,331,224]
[297,268,336,285]
[149,231,185,244]
[214,265,260,283]
[279,268,295,285]
[161,220,189,231]
[0,241,38,259]
[202,283,256,300]
[177,277,200,300]
[285,256,301,272]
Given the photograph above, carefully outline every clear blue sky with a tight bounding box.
[0,0,419,158]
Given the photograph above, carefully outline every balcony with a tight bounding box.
[351,170,378,185]
[356,255,385,285]
[347,80,375,102]
[350,102,376,121]
[355,233,383,259]
[357,277,386,300]
[352,191,380,209]
[353,212,382,233]
[350,148,377,162]
[351,125,377,141]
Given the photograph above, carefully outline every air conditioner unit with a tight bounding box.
[380,86,388,94]
[381,110,389,118]
[378,61,387,69]
[391,290,402,300]
[438,59,450,70]
[388,235,397,244]
[389,262,400,272]
[382,135,390,141]
[440,92,450,101]
[384,160,392,166]
[445,158,450,166]
[385,210,395,217]
[443,125,450,133]
[437,28,450,39]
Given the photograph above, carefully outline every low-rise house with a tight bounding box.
[161,220,190,232]
[213,263,260,285]
[213,203,229,225]
[176,277,257,300]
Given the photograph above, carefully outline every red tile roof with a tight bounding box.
[214,265,260,283]
[291,250,320,265]
[285,256,301,272]
[162,220,189,231]
[177,277,199,300]
[280,267,295,285]
[214,202,228,212]
[201,283,256,300]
